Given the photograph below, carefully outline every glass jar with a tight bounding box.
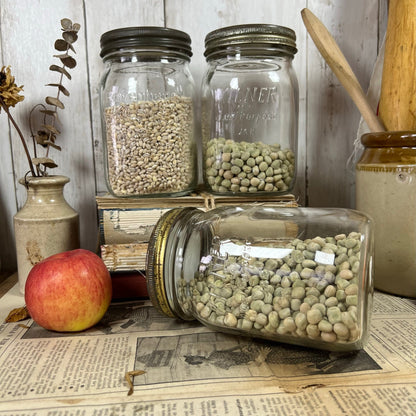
[146,206,374,351]
[356,131,416,298]
[201,24,299,196]
[99,27,197,197]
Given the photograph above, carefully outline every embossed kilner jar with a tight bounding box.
[201,24,299,196]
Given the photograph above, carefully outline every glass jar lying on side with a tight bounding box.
[146,206,374,351]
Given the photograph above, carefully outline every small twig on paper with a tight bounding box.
[125,370,146,396]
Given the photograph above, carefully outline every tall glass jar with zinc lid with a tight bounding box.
[99,27,197,197]
[201,24,299,196]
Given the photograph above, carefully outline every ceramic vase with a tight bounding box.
[13,175,80,294]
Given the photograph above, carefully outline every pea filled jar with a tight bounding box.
[146,206,374,351]
[201,24,299,196]
[99,27,197,197]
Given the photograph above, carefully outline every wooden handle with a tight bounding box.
[379,0,416,131]
[301,8,385,132]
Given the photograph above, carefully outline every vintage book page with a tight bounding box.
[97,193,299,245]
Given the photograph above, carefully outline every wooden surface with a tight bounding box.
[379,0,416,131]
[0,0,386,272]
[0,273,17,299]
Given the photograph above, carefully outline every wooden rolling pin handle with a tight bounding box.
[379,0,416,131]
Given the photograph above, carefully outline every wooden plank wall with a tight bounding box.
[0,0,386,272]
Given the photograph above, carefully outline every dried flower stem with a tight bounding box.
[0,96,36,176]
[29,104,45,159]
[44,70,65,160]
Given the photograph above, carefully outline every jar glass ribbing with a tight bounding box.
[146,206,374,351]
[99,27,197,197]
[201,24,299,196]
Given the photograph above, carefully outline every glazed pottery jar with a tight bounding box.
[356,131,416,298]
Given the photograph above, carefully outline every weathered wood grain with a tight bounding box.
[0,0,164,271]
[0,0,386,272]
[305,0,380,207]
[84,0,165,195]
[165,0,308,204]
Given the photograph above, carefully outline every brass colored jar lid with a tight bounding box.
[146,207,199,318]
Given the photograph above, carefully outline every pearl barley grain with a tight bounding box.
[104,96,194,196]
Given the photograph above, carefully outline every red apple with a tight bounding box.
[25,249,112,332]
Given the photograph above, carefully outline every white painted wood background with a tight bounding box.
[0,0,386,272]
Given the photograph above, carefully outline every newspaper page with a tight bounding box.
[0,279,415,416]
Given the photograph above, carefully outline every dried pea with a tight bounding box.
[189,231,366,348]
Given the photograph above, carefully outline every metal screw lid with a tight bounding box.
[100,26,193,60]
[204,23,297,60]
[146,207,199,319]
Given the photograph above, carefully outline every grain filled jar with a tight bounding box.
[356,131,416,298]
[201,24,299,196]
[146,206,374,351]
[99,27,197,197]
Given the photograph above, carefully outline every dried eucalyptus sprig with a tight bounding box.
[0,18,80,178]
[30,18,80,175]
